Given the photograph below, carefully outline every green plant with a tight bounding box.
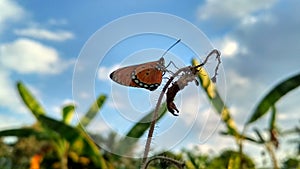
[194,55,300,169]
[0,82,107,169]
[0,81,172,169]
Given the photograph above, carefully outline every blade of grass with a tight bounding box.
[62,104,75,124]
[253,128,265,143]
[77,95,107,128]
[17,81,46,117]
[219,131,260,143]
[246,73,300,125]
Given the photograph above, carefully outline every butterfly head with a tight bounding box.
[158,57,165,65]
[156,57,166,72]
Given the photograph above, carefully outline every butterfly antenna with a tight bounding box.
[161,39,181,58]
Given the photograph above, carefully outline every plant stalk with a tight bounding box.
[141,49,221,168]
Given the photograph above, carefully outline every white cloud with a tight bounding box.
[197,0,277,21]
[0,38,72,74]
[47,18,68,26]
[14,28,74,42]
[0,69,24,113]
[0,113,33,129]
[0,69,40,129]
[77,92,90,99]
[87,118,111,133]
[226,70,250,88]
[98,64,120,81]
[241,15,258,26]
[0,0,26,32]
[222,40,238,57]
[213,37,242,58]
[107,97,128,111]
[49,99,76,119]
[224,1,300,83]
[177,85,203,124]
[186,136,235,154]
[62,99,76,105]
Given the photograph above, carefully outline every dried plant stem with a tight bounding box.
[141,68,184,168]
[141,49,221,169]
[194,49,221,82]
[144,156,185,169]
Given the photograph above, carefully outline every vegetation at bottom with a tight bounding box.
[0,59,299,169]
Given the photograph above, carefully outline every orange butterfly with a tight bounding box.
[110,57,165,91]
[110,39,180,91]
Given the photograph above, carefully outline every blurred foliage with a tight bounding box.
[0,82,108,169]
[282,157,300,169]
[246,73,300,125]
[0,63,300,169]
[0,82,168,169]
[207,150,255,169]
[193,58,300,169]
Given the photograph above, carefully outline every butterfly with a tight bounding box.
[109,39,181,91]
[110,57,166,91]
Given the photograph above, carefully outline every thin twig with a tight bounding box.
[194,49,221,82]
[144,155,185,169]
[141,67,188,168]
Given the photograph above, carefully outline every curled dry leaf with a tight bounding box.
[166,49,221,116]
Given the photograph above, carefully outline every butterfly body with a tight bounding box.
[110,57,165,91]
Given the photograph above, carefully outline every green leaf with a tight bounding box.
[77,95,106,128]
[219,131,259,143]
[246,73,300,125]
[192,59,240,138]
[116,103,167,155]
[227,155,241,169]
[62,104,75,124]
[37,115,107,168]
[38,115,96,153]
[242,135,261,144]
[17,81,46,117]
[0,128,47,139]
[254,128,265,143]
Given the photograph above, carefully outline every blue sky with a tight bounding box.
[1,0,300,166]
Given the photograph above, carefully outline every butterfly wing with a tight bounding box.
[110,65,139,87]
[133,62,163,91]
[110,58,165,91]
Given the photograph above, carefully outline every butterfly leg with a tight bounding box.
[165,60,179,70]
